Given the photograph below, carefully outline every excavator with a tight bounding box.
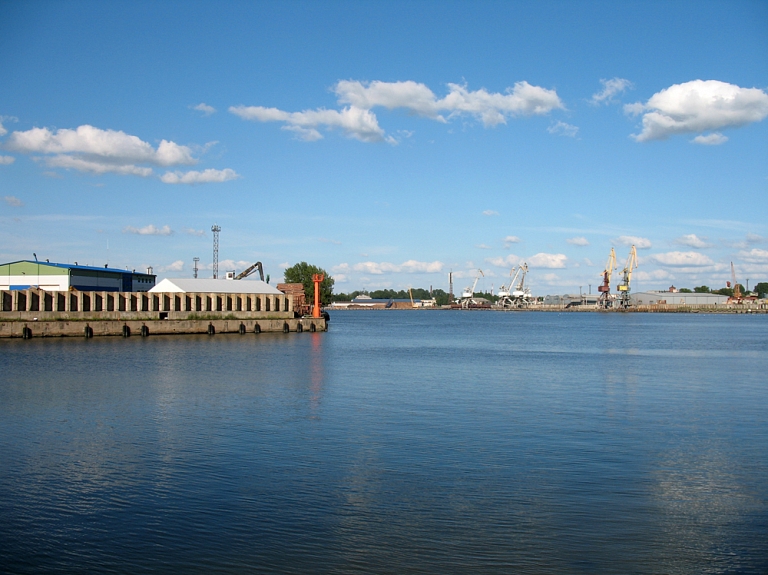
[616,245,638,309]
[459,269,484,308]
[597,248,617,309]
[234,262,265,281]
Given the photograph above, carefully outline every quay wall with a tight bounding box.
[0,317,326,338]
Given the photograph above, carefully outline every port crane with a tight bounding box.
[729,262,742,303]
[459,269,484,308]
[597,248,617,309]
[496,263,532,309]
[234,262,265,281]
[616,245,638,308]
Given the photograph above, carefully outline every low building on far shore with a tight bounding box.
[631,291,729,305]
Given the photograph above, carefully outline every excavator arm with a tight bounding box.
[234,262,264,281]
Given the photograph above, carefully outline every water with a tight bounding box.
[1,311,766,574]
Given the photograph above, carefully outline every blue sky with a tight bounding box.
[1,0,767,295]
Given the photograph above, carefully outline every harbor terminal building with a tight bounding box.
[0,260,155,292]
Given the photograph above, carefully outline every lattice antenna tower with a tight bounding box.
[211,224,221,279]
[193,257,200,279]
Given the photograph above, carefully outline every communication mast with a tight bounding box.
[193,257,199,279]
[211,224,221,279]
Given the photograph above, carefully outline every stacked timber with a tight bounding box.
[277,283,308,316]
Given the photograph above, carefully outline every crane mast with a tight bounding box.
[598,247,617,309]
[730,262,742,302]
[616,245,638,308]
[459,269,484,308]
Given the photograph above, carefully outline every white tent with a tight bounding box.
[150,278,282,294]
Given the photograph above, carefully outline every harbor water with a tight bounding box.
[1,311,767,574]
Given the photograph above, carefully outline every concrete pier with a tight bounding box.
[0,288,327,338]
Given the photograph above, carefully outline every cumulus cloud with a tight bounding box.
[674,234,711,248]
[475,244,492,250]
[738,248,768,263]
[158,260,185,272]
[0,155,15,165]
[567,236,589,246]
[691,133,728,145]
[482,210,499,216]
[591,78,633,105]
[6,124,197,176]
[191,103,216,115]
[635,269,672,281]
[0,116,18,136]
[160,168,239,184]
[0,122,6,137]
[183,228,206,236]
[123,224,173,236]
[229,105,392,143]
[338,260,444,275]
[503,236,521,247]
[231,79,563,143]
[528,253,567,268]
[650,251,714,266]
[547,121,579,137]
[4,195,23,207]
[615,235,652,249]
[625,80,768,142]
[486,254,520,268]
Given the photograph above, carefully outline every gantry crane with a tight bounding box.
[459,269,484,308]
[597,248,617,309]
[616,245,638,308]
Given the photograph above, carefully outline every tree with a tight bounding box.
[678,288,693,293]
[754,282,768,298]
[693,286,710,293]
[283,262,334,306]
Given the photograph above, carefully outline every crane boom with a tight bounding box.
[616,245,638,308]
[731,262,742,300]
[597,248,617,308]
[234,262,264,281]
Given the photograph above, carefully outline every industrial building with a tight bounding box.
[150,277,282,295]
[631,291,729,306]
[0,260,155,292]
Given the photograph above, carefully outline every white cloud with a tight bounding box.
[183,228,206,236]
[475,244,492,249]
[0,116,17,136]
[625,80,768,142]
[191,103,216,115]
[6,124,198,176]
[482,210,499,216]
[123,224,173,236]
[486,254,520,268]
[635,269,672,281]
[232,79,563,144]
[567,236,589,246]
[158,260,185,272]
[691,133,728,145]
[336,80,564,126]
[318,237,342,245]
[160,168,239,184]
[348,260,444,274]
[217,259,252,272]
[529,253,567,268]
[4,195,23,207]
[44,155,154,176]
[738,248,768,263]
[615,235,652,249]
[503,235,521,247]
[674,234,710,248]
[547,121,579,137]
[334,273,348,283]
[229,105,393,144]
[332,263,350,273]
[591,78,633,105]
[541,273,561,283]
[650,251,714,266]
[0,155,15,165]
[0,122,6,137]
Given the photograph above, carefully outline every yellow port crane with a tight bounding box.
[616,245,638,308]
[597,247,617,309]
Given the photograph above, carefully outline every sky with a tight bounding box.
[1,0,767,295]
